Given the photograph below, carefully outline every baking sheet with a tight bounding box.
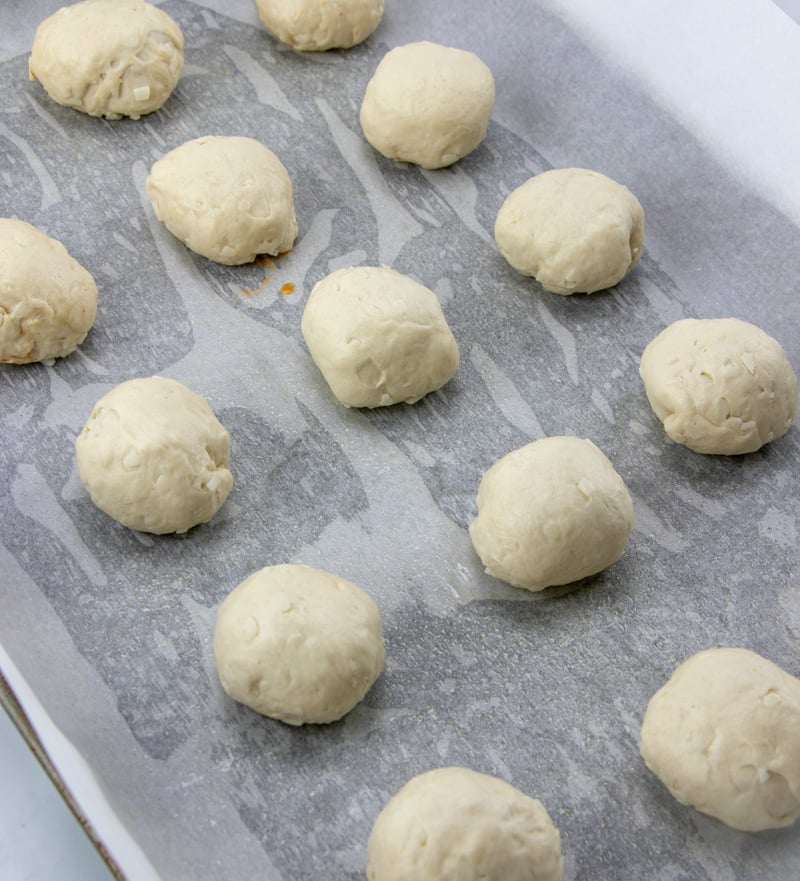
[2,2,799,879]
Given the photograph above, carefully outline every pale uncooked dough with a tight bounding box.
[146,136,298,265]
[494,168,644,294]
[469,436,633,591]
[255,0,383,50]
[639,317,798,455]
[29,0,184,120]
[367,767,563,881]
[640,648,800,832]
[213,564,385,725]
[301,265,459,408]
[0,219,98,364]
[359,41,495,169]
[75,376,232,534]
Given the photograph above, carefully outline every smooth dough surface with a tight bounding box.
[255,0,383,50]
[301,265,459,408]
[29,0,184,119]
[469,436,633,591]
[640,648,800,832]
[367,767,563,881]
[0,219,98,364]
[494,168,644,294]
[75,376,232,534]
[359,41,495,169]
[639,317,798,454]
[146,136,298,265]
[213,564,385,725]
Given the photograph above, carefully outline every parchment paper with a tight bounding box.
[1,2,799,879]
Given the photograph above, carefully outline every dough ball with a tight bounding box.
[0,219,98,364]
[301,265,459,408]
[146,136,298,265]
[29,0,184,120]
[75,376,232,534]
[255,0,384,51]
[213,564,385,725]
[367,767,563,881]
[469,436,633,591]
[359,41,495,169]
[494,168,644,294]
[640,648,800,831]
[639,317,798,455]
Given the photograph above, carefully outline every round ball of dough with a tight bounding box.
[640,648,800,832]
[367,767,563,881]
[146,136,298,265]
[469,436,633,591]
[639,317,798,455]
[301,265,459,408]
[359,41,495,169]
[0,219,98,364]
[255,0,384,51]
[75,376,233,534]
[213,564,385,725]
[494,168,644,294]
[29,0,184,120]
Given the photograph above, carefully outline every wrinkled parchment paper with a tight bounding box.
[2,2,799,879]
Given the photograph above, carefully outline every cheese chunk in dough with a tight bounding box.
[360,41,495,169]
[29,0,184,119]
[214,564,385,725]
[639,317,797,454]
[494,168,644,294]
[75,376,232,534]
[367,767,563,881]
[146,136,298,265]
[255,0,384,50]
[301,265,459,408]
[469,436,633,591]
[641,648,800,831]
[0,219,98,364]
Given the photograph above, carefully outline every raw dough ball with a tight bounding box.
[469,436,633,591]
[75,376,232,534]
[213,564,385,725]
[367,767,563,881]
[640,648,800,832]
[146,136,298,265]
[639,317,798,455]
[301,265,459,408]
[29,0,184,120]
[0,219,98,364]
[494,168,644,294]
[359,41,495,169]
[255,0,384,50]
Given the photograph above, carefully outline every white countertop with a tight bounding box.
[0,708,113,881]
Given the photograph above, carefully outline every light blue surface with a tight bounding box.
[0,708,114,881]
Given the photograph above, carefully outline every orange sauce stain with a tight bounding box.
[279,282,296,296]
[242,276,270,297]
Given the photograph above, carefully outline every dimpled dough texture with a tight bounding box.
[301,265,459,407]
[360,41,495,169]
[29,0,184,120]
[0,219,98,363]
[469,436,633,591]
[213,564,385,725]
[367,767,563,881]
[640,648,800,831]
[639,317,798,455]
[255,0,384,50]
[494,168,644,294]
[146,136,298,265]
[75,376,232,534]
